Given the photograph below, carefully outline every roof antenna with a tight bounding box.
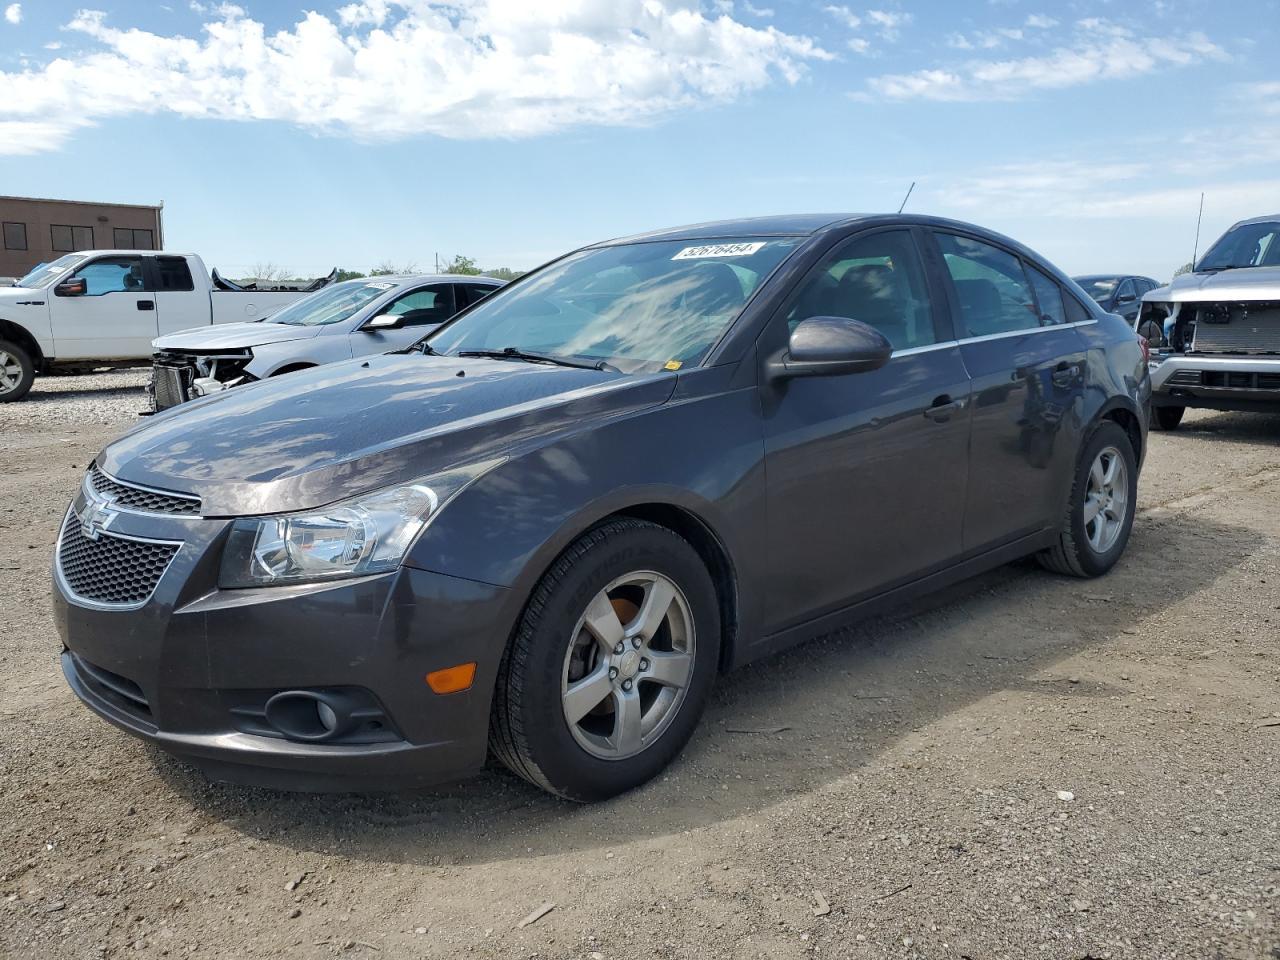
[897,181,916,214]
[1191,192,1205,268]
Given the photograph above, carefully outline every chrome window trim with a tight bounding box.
[887,318,1098,357]
[85,464,202,517]
[55,507,184,611]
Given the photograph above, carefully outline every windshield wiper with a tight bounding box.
[457,347,614,371]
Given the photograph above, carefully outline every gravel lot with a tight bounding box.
[1,381,1278,960]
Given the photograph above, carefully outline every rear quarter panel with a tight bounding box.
[1075,312,1151,462]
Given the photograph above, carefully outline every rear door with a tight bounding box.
[759,227,971,633]
[351,282,458,355]
[926,230,1088,553]
[48,254,156,359]
[149,256,210,336]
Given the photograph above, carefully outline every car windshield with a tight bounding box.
[1197,220,1280,271]
[428,238,801,372]
[17,254,87,289]
[269,280,399,326]
[1077,277,1120,303]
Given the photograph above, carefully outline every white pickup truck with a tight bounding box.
[0,251,333,402]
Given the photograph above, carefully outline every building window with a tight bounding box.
[51,224,95,252]
[2,222,26,251]
[113,227,155,250]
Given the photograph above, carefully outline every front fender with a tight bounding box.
[245,338,351,378]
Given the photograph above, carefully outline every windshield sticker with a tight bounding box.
[366,282,396,290]
[672,242,766,261]
[663,360,683,371]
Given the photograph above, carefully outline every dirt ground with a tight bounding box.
[2,374,1278,959]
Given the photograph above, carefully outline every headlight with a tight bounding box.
[219,460,500,588]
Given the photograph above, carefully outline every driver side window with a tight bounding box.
[784,230,935,351]
[383,285,455,326]
[74,256,147,296]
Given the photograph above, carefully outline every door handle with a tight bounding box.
[137,300,155,311]
[923,395,966,422]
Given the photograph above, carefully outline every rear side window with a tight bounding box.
[461,283,499,307]
[1025,264,1067,326]
[153,256,194,292]
[783,229,936,351]
[1063,294,1091,324]
[935,233,1040,337]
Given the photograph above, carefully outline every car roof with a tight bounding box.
[1231,213,1280,227]
[599,214,869,245]
[341,274,503,284]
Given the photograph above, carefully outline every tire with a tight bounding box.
[490,518,721,801]
[0,339,35,403]
[1037,420,1138,579]
[1153,405,1185,431]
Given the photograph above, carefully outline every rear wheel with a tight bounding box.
[1153,405,1185,431]
[1038,420,1137,578]
[0,340,35,403]
[490,519,720,801]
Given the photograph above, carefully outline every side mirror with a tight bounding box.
[364,312,403,330]
[1116,292,1136,304]
[766,316,893,380]
[55,277,87,297]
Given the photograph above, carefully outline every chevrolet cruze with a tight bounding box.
[54,215,1149,801]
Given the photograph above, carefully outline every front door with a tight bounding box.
[928,230,1088,552]
[49,255,156,359]
[760,228,971,634]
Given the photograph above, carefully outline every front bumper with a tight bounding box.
[1148,354,1280,411]
[53,501,512,791]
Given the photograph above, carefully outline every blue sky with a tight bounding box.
[1,0,1277,280]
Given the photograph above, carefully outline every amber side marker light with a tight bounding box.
[426,662,477,694]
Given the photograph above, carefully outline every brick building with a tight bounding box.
[0,195,165,279]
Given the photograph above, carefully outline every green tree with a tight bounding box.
[438,254,481,276]
[334,268,366,282]
[484,266,526,282]
[1173,261,1194,277]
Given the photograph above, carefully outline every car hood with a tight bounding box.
[153,321,322,351]
[1146,266,1280,304]
[0,283,44,300]
[99,354,677,516]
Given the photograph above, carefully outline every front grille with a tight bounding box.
[71,654,152,720]
[57,511,180,606]
[1167,369,1202,386]
[1197,370,1280,392]
[152,362,192,410]
[87,465,201,516]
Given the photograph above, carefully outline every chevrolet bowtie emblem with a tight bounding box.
[80,499,118,541]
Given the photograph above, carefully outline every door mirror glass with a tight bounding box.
[55,277,87,297]
[1115,291,1136,303]
[768,317,893,380]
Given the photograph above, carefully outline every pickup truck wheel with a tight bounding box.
[1037,421,1137,579]
[489,519,720,801]
[1153,405,1184,431]
[0,340,35,403]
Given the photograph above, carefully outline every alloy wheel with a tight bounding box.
[0,350,21,395]
[1082,445,1129,554]
[560,570,695,760]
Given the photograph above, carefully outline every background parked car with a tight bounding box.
[1072,274,1162,323]
[0,251,334,403]
[149,273,503,409]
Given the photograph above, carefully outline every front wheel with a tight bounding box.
[1153,405,1185,431]
[0,340,35,403]
[1038,421,1138,578]
[489,519,720,801]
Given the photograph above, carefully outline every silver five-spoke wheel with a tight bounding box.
[561,571,695,760]
[0,349,22,396]
[1083,445,1129,554]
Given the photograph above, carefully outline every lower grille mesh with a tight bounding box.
[58,512,180,605]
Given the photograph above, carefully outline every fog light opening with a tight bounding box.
[263,690,352,743]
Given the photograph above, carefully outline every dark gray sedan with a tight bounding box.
[54,214,1150,801]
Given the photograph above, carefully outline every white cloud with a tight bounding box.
[823,5,860,29]
[4,3,21,25]
[0,2,828,155]
[866,20,1226,101]
[865,9,910,40]
[1024,14,1057,30]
